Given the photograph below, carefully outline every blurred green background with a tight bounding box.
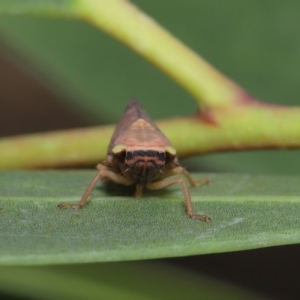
[1,1,300,299]
[1,0,300,174]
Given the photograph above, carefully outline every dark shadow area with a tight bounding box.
[168,244,300,300]
[0,47,90,137]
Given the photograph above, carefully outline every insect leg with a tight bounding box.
[58,171,102,209]
[58,164,134,209]
[165,166,211,187]
[135,184,144,198]
[146,178,211,222]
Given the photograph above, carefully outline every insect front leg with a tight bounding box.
[135,184,144,198]
[165,166,211,187]
[58,164,134,209]
[146,178,211,222]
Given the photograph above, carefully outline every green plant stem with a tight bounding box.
[0,126,112,169]
[78,0,244,109]
[1,103,299,169]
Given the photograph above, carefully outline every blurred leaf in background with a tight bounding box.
[0,262,264,300]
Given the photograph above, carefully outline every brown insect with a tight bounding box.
[59,99,211,221]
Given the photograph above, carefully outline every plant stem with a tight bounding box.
[76,0,244,109]
[1,103,299,169]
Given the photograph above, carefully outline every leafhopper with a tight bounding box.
[59,99,211,221]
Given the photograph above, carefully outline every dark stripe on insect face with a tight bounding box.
[126,150,165,161]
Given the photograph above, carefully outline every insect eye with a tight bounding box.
[125,151,134,160]
[165,151,176,164]
[113,150,126,163]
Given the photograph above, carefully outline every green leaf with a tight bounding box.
[1,171,300,265]
[0,262,263,300]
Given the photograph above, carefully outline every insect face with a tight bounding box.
[124,149,166,184]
